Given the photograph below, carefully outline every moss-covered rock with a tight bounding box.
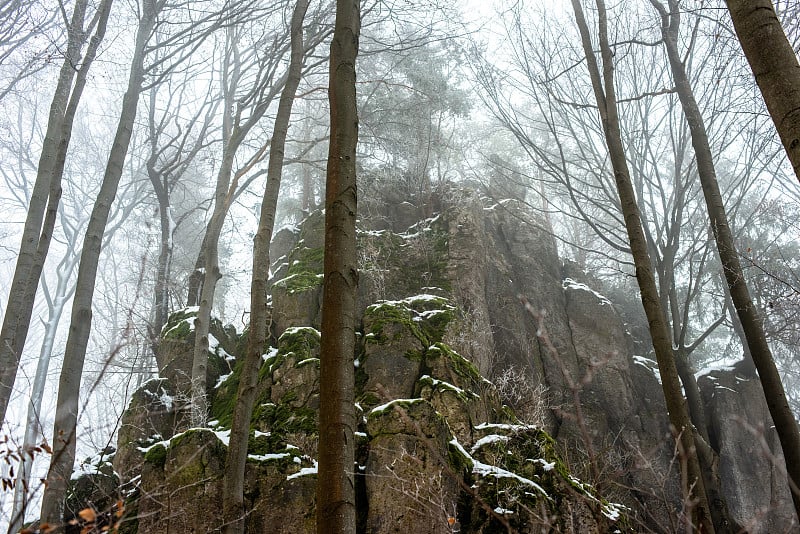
[112,191,659,533]
[360,295,457,408]
[138,428,227,533]
[64,449,120,534]
[113,378,178,484]
[464,425,629,532]
[365,398,460,534]
[154,308,239,414]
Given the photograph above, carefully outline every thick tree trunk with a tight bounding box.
[39,2,153,527]
[221,3,309,531]
[316,1,360,533]
[725,0,800,184]
[0,0,101,426]
[654,0,800,521]
[569,1,715,531]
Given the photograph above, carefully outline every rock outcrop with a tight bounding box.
[71,189,794,533]
[699,368,795,532]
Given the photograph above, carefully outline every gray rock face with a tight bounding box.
[365,399,460,534]
[699,369,796,532]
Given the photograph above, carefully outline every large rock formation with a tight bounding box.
[66,189,794,533]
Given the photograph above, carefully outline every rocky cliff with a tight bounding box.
[68,190,794,533]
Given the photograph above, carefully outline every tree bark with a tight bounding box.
[8,224,78,534]
[653,0,800,521]
[39,1,154,526]
[0,0,103,426]
[221,3,309,531]
[190,154,230,425]
[569,0,715,531]
[725,0,800,184]
[316,1,360,533]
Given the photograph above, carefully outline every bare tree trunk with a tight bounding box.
[725,0,800,184]
[569,0,715,530]
[146,84,174,344]
[146,83,216,350]
[653,0,800,521]
[187,232,209,307]
[221,3,309,531]
[317,1,360,532]
[188,14,299,425]
[0,0,109,425]
[8,222,78,534]
[190,153,231,425]
[39,1,154,526]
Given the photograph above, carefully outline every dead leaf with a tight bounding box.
[78,507,97,523]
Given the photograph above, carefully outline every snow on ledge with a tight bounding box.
[562,278,612,306]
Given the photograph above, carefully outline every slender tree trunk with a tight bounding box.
[146,89,173,345]
[221,3,309,531]
[725,0,800,184]
[187,233,209,307]
[569,1,715,531]
[189,154,230,425]
[39,2,153,526]
[653,0,800,521]
[0,0,105,425]
[317,1,360,532]
[188,19,293,424]
[8,249,77,534]
[723,284,757,377]
[152,198,173,339]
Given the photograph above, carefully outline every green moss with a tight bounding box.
[447,440,474,476]
[248,431,272,456]
[279,326,320,356]
[163,429,226,489]
[498,404,519,424]
[143,443,167,469]
[209,359,244,427]
[251,401,317,451]
[368,398,425,417]
[273,246,324,293]
[263,326,320,379]
[235,325,251,357]
[169,428,226,454]
[161,308,198,340]
[419,308,455,342]
[468,424,625,530]
[417,374,478,404]
[357,390,380,407]
[365,300,429,346]
[364,295,456,349]
[426,342,483,385]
